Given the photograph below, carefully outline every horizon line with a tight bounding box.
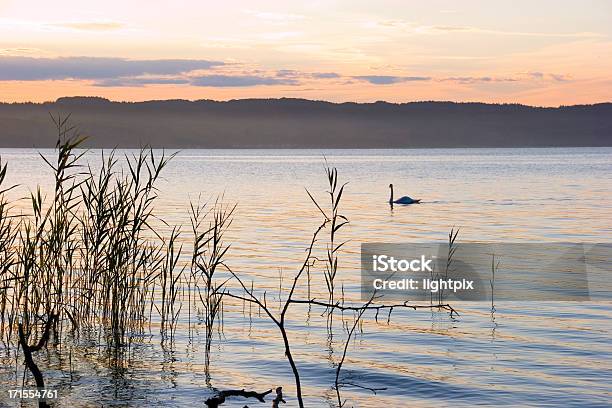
[3,95,611,109]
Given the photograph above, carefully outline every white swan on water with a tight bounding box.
[389,184,421,205]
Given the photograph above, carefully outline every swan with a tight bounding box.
[389,184,420,205]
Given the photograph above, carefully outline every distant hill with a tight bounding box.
[0,97,611,148]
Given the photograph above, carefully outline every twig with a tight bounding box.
[339,381,387,394]
[225,218,329,408]
[335,294,374,407]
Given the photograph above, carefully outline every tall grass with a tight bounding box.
[0,117,188,394]
[189,198,235,374]
[306,164,348,319]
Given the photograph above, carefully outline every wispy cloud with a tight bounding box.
[353,75,431,84]
[370,20,604,38]
[431,25,473,32]
[95,73,303,88]
[243,10,305,23]
[0,18,127,33]
[442,76,513,84]
[550,74,570,82]
[277,70,341,79]
[94,77,191,87]
[259,31,302,40]
[441,73,571,84]
[48,21,124,31]
[311,72,341,79]
[526,72,571,82]
[0,56,224,81]
[276,69,299,77]
[353,73,571,86]
[429,25,604,38]
[0,47,43,56]
[527,72,544,79]
[190,74,298,87]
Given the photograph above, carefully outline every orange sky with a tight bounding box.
[1,0,611,106]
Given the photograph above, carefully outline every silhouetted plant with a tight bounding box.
[226,164,457,408]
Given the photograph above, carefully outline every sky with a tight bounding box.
[0,0,611,105]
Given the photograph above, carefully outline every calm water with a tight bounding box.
[1,148,611,407]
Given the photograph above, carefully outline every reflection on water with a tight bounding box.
[0,148,611,407]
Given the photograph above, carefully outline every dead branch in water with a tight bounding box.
[289,297,459,318]
[272,386,286,407]
[18,313,57,408]
[204,388,272,407]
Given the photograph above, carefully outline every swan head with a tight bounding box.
[389,183,393,189]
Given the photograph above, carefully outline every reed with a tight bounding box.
[437,227,459,305]
[0,157,19,344]
[189,197,235,374]
[306,163,348,312]
[0,117,189,398]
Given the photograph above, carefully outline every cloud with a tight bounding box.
[311,72,340,79]
[0,55,339,87]
[243,10,305,23]
[94,77,191,87]
[276,69,299,77]
[94,74,300,88]
[259,31,302,40]
[550,74,570,82]
[352,73,569,86]
[525,72,570,82]
[276,70,340,80]
[476,28,602,38]
[0,56,223,81]
[0,47,42,56]
[431,25,472,32]
[49,22,124,31]
[441,73,571,84]
[353,75,430,84]
[191,74,298,87]
[426,25,604,38]
[442,76,496,84]
[374,20,406,28]
[371,20,604,38]
[0,55,572,90]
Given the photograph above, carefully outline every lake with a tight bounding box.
[0,147,611,407]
